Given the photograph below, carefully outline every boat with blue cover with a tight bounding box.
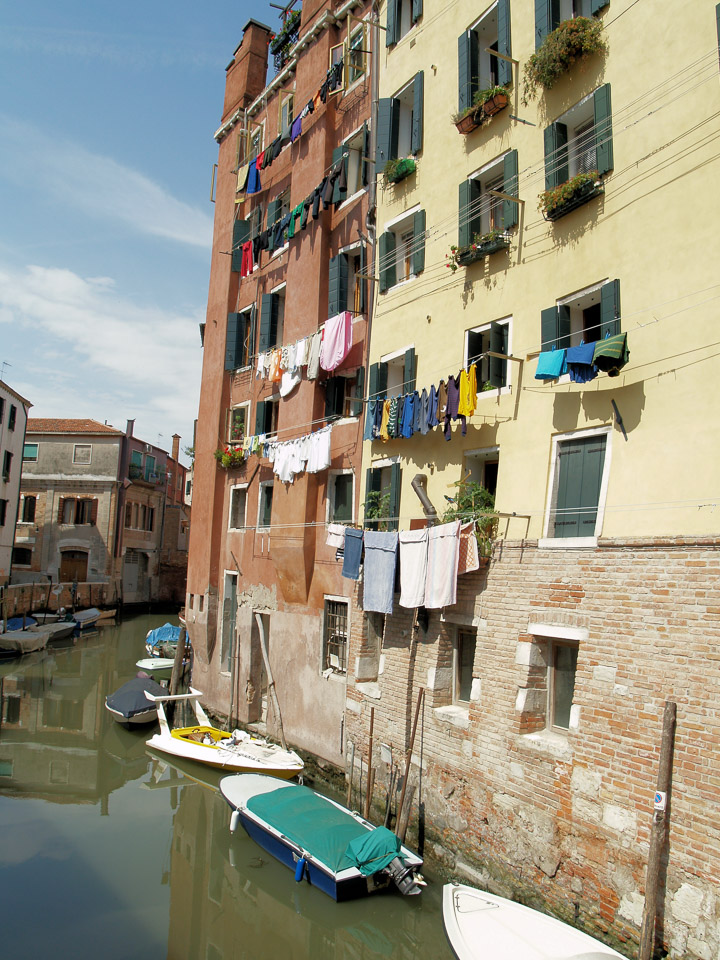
[219,773,425,901]
[145,622,188,658]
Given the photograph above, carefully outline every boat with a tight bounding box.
[72,607,102,631]
[219,773,425,901]
[31,612,60,624]
[3,615,38,631]
[135,657,175,680]
[0,626,49,656]
[105,676,168,726]
[145,622,187,658]
[144,688,304,778]
[44,621,77,643]
[442,884,628,960]
[96,608,117,624]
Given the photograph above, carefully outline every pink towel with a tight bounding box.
[319,311,352,371]
[399,528,428,608]
[457,521,480,574]
[424,520,461,609]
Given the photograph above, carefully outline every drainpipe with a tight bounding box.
[411,474,438,524]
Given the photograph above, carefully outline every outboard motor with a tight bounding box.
[385,856,426,895]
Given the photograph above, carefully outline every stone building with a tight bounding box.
[0,380,31,586]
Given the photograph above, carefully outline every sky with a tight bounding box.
[0,0,282,465]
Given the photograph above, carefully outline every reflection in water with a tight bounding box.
[0,614,454,959]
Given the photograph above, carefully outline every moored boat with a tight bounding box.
[0,627,49,656]
[145,622,187,658]
[44,621,77,643]
[442,884,628,960]
[144,688,304,779]
[72,607,102,631]
[105,676,168,726]
[135,657,175,680]
[219,773,425,901]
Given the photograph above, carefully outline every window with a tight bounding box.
[466,318,511,391]
[378,209,426,292]
[376,72,424,168]
[347,22,368,84]
[228,404,250,443]
[0,499,7,526]
[254,396,280,437]
[258,481,274,529]
[258,287,285,352]
[185,479,192,498]
[266,189,291,238]
[279,93,294,139]
[220,572,238,673]
[464,447,499,498]
[139,504,147,530]
[147,507,155,532]
[21,495,36,523]
[0,397,3,424]
[23,443,38,461]
[59,497,97,526]
[2,451,12,482]
[13,546,32,566]
[328,472,354,523]
[225,308,255,371]
[541,279,620,351]
[548,640,578,730]
[8,405,16,431]
[124,502,132,527]
[323,598,349,674]
[244,122,263,166]
[73,444,92,465]
[364,461,401,531]
[333,125,369,205]
[454,629,477,703]
[386,0,422,46]
[229,485,248,531]
[544,429,610,542]
[536,0,607,49]
[324,370,365,421]
[458,0,512,113]
[370,346,416,399]
[459,151,518,246]
[544,85,613,190]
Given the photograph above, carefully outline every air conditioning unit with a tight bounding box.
[145,444,152,452]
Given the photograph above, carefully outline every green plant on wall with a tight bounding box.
[522,17,606,103]
[364,488,391,531]
[442,480,497,556]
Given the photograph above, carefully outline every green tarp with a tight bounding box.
[345,825,403,876]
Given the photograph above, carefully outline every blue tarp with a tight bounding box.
[5,616,37,631]
[106,677,166,718]
[146,623,182,649]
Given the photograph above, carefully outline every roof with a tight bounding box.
[27,418,124,436]
[0,380,32,408]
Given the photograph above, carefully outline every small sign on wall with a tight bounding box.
[654,791,667,812]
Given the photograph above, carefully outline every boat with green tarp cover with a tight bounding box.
[220,773,425,901]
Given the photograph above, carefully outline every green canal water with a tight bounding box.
[0,613,455,959]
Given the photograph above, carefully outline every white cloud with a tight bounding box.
[0,115,213,249]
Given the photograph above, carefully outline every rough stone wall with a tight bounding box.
[344,537,720,959]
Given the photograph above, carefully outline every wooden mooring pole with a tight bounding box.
[638,700,677,960]
[364,707,375,819]
[396,687,425,842]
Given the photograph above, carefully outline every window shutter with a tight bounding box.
[457,31,478,113]
[258,294,274,353]
[458,180,482,247]
[489,322,507,387]
[225,313,241,371]
[369,362,388,400]
[496,0,512,85]
[544,122,568,190]
[266,198,278,229]
[376,98,399,168]
[255,400,266,436]
[328,253,349,318]
[386,0,398,46]
[57,498,65,523]
[535,0,560,50]
[232,219,250,272]
[388,462,401,532]
[502,149,519,229]
[358,243,367,313]
[378,232,396,293]
[350,366,365,417]
[90,499,98,525]
[411,71,424,155]
[541,305,569,351]
[248,304,257,361]
[412,0,423,23]
[593,83,614,176]
[599,280,620,339]
[554,435,606,538]
[361,122,370,186]
[591,0,608,14]
[412,209,426,275]
[403,348,416,394]
[558,305,571,350]
[331,145,346,204]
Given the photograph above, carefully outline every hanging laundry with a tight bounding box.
[592,333,629,377]
[256,353,269,379]
[306,330,322,380]
[400,392,416,439]
[399,528,428,608]
[342,527,364,580]
[457,522,480,575]
[247,155,262,195]
[412,391,422,435]
[362,531,398,615]
[326,523,345,549]
[566,342,598,383]
[458,365,477,418]
[427,384,439,429]
[444,375,466,440]
[364,399,378,441]
[319,311,352,371]
[424,520,461,609]
[290,114,303,142]
[300,196,312,230]
[535,348,567,380]
[236,163,250,194]
[268,350,282,382]
[379,399,391,441]
[240,241,254,278]
[295,337,309,367]
[387,397,398,439]
[287,203,303,239]
[306,426,332,473]
[279,369,301,398]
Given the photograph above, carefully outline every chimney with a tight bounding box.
[171,434,180,462]
[223,19,272,117]
[126,419,135,437]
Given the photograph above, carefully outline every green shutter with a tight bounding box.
[386,0,398,46]
[411,71,424,155]
[328,253,349,318]
[558,305,571,349]
[378,232,396,293]
[266,198,279,228]
[502,149,519,230]
[412,0,423,24]
[258,294,274,352]
[376,98,399,168]
[361,122,370,186]
[496,0,512,86]
[369,362,388,400]
[403,348,416,393]
[599,280,620,339]
[544,121,568,190]
[232,219,250,272]
[489,322,507,387]
[535,0,560,49]
[593,83,613,176]
[458,30,478,113]
[541,306,559,351]
[358,243,367,313]
[388,462,401,532]
[225,313,241,371]
[553,435,607,538]
[255,400,266,435]
[412,209,426,275]
[350,366,365,417]
[591,0,608,14]
[459,179,482,247]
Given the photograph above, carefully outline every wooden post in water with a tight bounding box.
[169,626,187,696]
[396,687,425,841]
[254,612,287,751]
[364,707,375,819]
[346,740,355,808]
[638,700,677,960]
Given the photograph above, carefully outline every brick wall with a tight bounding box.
[344,537,720,959]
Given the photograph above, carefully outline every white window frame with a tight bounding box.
[557,280,608,355]
[228,483,249,532]
[379,343,415,395]
[556,90,597,180]
[468,2,501,92]
[464,316,513,397]
[382,204,421,292]
[468,151,511,238]
[73,444,92,465]
[327,470,355,524]
[540,425,612,549]
[393,76,416,160]
[346,20,369,89]
[228,402,250,444]
[257,480,274,530]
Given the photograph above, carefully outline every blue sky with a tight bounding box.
[0,0,280,464]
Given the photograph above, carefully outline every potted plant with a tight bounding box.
[523,16,606,102]
[383,157,416,185]
[214,446,245,469]
[364,489,391,531]
[446,229,511,271]
[476,84,510,117]
[538,170,603,221]
[452,101,485,134]
[442,480,497,558]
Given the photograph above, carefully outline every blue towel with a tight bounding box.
[363,400,377,441]
[535,349,567,380]
[246,161,261,195]
[566,342,598,383]
[342,528,364,581]
[362,532,398,615]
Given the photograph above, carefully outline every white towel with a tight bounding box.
[399,528,428,608]
[424,520,461,609]
[326,523,345,548]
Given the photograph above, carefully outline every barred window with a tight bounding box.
[323,598,349,674]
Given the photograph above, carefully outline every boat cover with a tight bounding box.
[146,623,183,649]
[246,785,373,872]
[345,826,404,876]
[5,617,38,631]
[106,677,167,718]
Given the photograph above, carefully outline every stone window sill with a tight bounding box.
[433,704,470,729]
[518,728,572,760]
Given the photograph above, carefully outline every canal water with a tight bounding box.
[0,613,455,959]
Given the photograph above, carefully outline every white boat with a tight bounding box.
[144,688,304,779]
[442,884,628,960]
[135,657,175,680]
[105,676,167,726]
[44,621,77,643]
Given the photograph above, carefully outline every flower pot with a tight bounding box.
[544,180,604,222]
[455,234,510,266]
[482,92,509,116]
[455,111,481,134]
[387,158,416,184]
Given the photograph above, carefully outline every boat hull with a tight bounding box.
[105,704,158,726]
[145,730,303,778]
[135,658,174,680]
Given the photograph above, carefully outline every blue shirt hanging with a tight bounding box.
[535,348,567,380]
